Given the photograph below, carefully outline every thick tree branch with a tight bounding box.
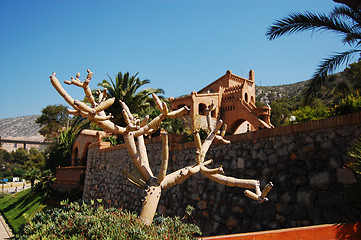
[137,135,154,180]
[160,165,201,189]
[157,131,169,184]
[124,134,153,181]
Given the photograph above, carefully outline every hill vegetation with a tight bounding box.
[256,80,309,106]
[256,60,361,126]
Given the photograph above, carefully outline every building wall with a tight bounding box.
[0,141,48,152]
[83,112,361,236]
[170,70,270,134]
[71,130,107,166]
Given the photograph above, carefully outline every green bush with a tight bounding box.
[102,135,123,146]
[18,201,201,239]
[0,191,10,199]
[333,93,361,115]
[292,105,330,122]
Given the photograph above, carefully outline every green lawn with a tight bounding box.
[0,189,56,233]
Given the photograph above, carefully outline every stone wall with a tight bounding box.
[83,112,361,236]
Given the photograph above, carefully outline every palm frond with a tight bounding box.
[315,49,361,78]
[344,33,361,45]
[331,6,361,45]
[331,5,361,22]
[266,11,354,40]
[304,49,361,101]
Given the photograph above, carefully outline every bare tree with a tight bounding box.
[50,70,273,225]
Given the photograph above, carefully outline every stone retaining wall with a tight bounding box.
[83,112,361,236]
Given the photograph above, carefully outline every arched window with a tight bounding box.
[199,103,207,115]
[81,143,91,166]
[73,147,79,166]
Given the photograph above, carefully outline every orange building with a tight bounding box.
[169,70,273,134]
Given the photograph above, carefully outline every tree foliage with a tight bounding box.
[45,116,90,172]
[97,72,164,126]
[333,92,361,115]
[0,148,45,182]
[292,105,331,122]
[0,148,46,180]
[36,104,69,140]
[344,60,361,90]
[266,4,361,101]
[140,105,186,135]
[270,99,294,126]
[24,168,41,187]
[260,60,361,126]
[0,149,14,165]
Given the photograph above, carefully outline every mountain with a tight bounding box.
[255,80,309,105]
[255,71,351,106]
[0,115,44,141]
[256,80,311,105]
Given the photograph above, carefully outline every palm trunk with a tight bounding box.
[139,185,162,225]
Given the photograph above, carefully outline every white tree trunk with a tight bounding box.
[139,185,162,225]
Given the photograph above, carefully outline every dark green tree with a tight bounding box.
[24,168,41,187]
[36,104,69,140]
[11,148,29,165]
[266,4,361,101]
[344,59,361,90]
[270,99,296,126]
[333,92,361,115]
[12,168,25,178]
[97,72,164,126]
[24,148,46,170]
[0,149,13,165]
[292,104,331,122]
[139,103,186,135]
[45,116,90,172]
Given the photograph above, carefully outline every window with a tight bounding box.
[199,103,207,115]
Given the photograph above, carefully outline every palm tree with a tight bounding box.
[24,168,41,188]
[266,4,361,101]
[98,71,164,126]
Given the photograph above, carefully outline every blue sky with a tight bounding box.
[0,0,353,119]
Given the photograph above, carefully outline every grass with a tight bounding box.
[0,189,56,233]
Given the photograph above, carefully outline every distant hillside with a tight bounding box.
[0,115,44,141]
[255,71,349,106]
[256,80,310,105]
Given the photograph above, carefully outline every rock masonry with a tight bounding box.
[83,113,361,236]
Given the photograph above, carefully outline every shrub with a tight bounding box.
[333,93,361,115]
[102,135,122,146]
[18,201,201,239]
[292,105,330,122]
[0,191,10,199]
